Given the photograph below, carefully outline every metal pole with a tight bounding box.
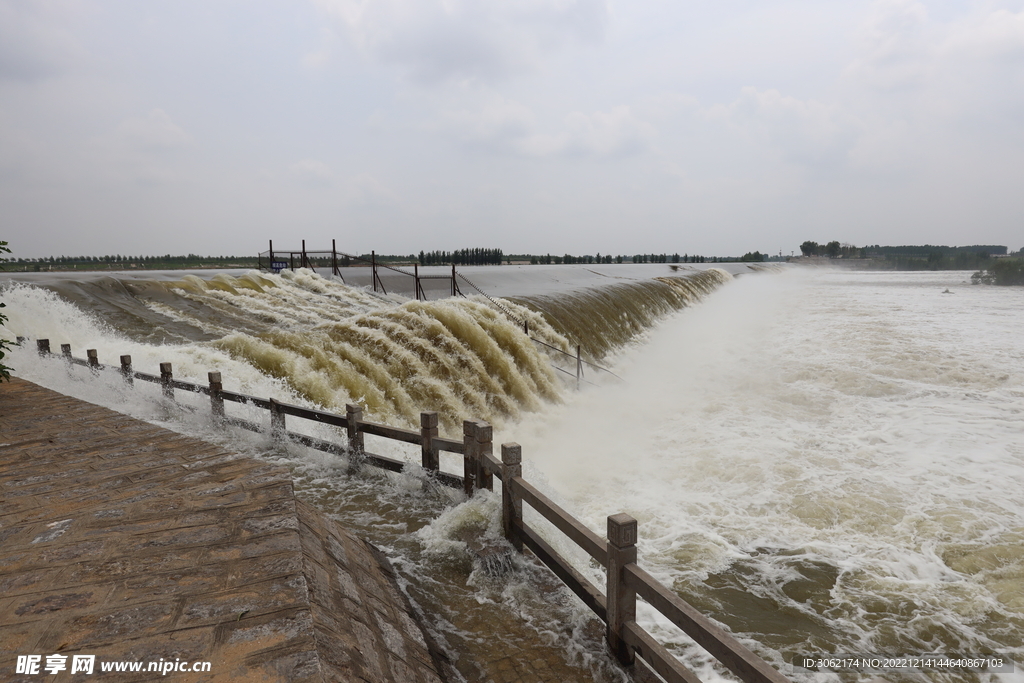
[332,239,338,276]
[372,251,377,292]
[414,264,421,301]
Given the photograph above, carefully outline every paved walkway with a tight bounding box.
[0,377,450,682]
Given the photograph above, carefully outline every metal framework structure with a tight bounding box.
[257,239,461,300]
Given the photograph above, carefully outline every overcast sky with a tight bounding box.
[2,0,1023,259]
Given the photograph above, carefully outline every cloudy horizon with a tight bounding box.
[2,0,1023,259]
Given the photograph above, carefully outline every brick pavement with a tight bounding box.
[0,377,450,683]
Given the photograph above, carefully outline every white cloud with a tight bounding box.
[284,161,396,206]
[288,158,335,187]
[438,96,654,158]
[529,105,655,158]
[707,88,862,168]
[114,109,191,151]
[440,94,537,146]
[310,0,608,82]
[0,0,84,82]
[846,1,1024,105]
[78,109,193,186]
[940,8,1024,60]
[846,0,932,91]
[344,172,398,206]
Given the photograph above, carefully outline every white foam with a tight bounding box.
[508,269,1024,672]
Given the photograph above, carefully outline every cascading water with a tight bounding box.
[512,270,731,358]
[0,265,735,683]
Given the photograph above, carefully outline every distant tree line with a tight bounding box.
[19,253,261,264]
[11,254,260,271]
[418,248,504,266]
[799,241,1014,271]
[800,241,854,258]
[864,244,1008,258]
[801,241,1009,259]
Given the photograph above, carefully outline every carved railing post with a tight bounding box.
[37,339,50,356]
[475,420,493,491]
[208,371,224,419]
[159,362,174,399]
[606,513,638,665]
[61,343,72,359]
[269,398,286,437]
[462,420,477,497]
[501,443,523,552]
[420,411,439,472]
[120,355,134,386]
[346,404,364,453]
[86,349,99,371]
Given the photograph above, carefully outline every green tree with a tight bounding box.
[0,241,14,381]
[800,241,819,256]
[991,258,1024,286]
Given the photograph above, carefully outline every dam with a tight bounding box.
[2,263,1022,682]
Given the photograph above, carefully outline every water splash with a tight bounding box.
[5,267,730,431]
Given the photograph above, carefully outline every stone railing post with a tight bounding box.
[420,411,439,471]
[462,420,478,497]
[61,343,72,359]
[120,355,134,386]
[346,404,364,453]
[37,339,50,356]
[159,362,174,399]
[208,371,224,419]
[87,349,99,370]
[501,443,523,552]
[606,513,638,665]
[269,398,286,437]
[475,421,493,491]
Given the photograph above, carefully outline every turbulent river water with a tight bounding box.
[2,265,1022,683]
